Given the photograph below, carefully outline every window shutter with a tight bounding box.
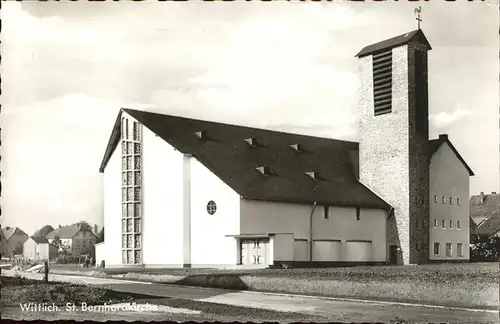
[372,50,393,116]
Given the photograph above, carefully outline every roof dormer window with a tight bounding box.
[245,137,258,147]
[194,131,205,140]
[255,166,272,176]
[305,171,319,180]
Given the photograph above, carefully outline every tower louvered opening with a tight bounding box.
[372,50,393,116]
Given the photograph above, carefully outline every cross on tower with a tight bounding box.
[415,6,422,30]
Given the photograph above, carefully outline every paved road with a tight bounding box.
[5,272,499,323]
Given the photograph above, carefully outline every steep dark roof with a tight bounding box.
[469,216,478,234]
[100,109,391,210]
[1,227,28,240]
[356,29,432,58]
[30,236,49,244]
[428,135,474,176]
[46,226,81,240]
[475,211,500,236]
[470,192,500,223]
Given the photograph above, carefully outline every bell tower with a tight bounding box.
[356,30,432,265]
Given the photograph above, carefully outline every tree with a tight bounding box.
[72,221,93,232]
[96,227,104,243]
[33,225,54,238]
[470,234,500,262]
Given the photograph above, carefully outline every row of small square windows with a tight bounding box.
[433,219,461,229]
[433,242,464,257]
[433,195,460,206]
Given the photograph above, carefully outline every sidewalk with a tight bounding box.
[3,270,498,324]
[41,266,500,310]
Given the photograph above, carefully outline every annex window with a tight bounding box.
[457,220,460,229]
[433,242,440,256]
[457,243,463,257]
[441,196,446,204]
[442,220,446,228]
[445,243,452,257]
[324,206,329,220]
[433,219,437,227]
[372,50,393,116]
[356,207,361,221]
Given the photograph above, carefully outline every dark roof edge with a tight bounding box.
[122,108,360,146]
[355,29,432,58]
[240,196,390,211]
[430,137,474,176]
[99,109,125,173]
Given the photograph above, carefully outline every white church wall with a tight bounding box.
[102,140,123,267]
[141,123,185,266]
[189,158,240,266]
[429,142,470,260]
[271,234,294,262]
[312,240,342,261]
[344,241,372,262]
[239,200,387,262]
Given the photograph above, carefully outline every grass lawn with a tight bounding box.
[0,276,134,307]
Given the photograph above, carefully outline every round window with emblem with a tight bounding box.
[207,201,217,215]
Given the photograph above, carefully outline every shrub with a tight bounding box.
[470,235,500,262]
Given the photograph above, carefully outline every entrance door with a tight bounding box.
[389,245,398,265]
[252,239,269,266]
[240,239,269,266]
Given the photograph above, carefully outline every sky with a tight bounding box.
[1,1,499,235]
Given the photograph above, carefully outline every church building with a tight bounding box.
[96,30,473,268]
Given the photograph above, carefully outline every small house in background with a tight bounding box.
[470,192,500,226]
[1,227,29,257]
[23,236,58,261]
[46,225,97,257]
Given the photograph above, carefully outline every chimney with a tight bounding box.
[480,192,485,203]
[58,225,61,228]
[492,192,497,195]
[439,134,448,141]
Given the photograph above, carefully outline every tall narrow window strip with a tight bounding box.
[434,195,438,203]
[441,196,446,204]
[457,198,460,206]
[442,220,446,228]
[324,206,329,220]
[449,220,453,228]
[356,207,361,221]
[433,219,437,227]
[449,197,453,205]
[120,118,142,265]
[372,50,393,116]
[457,220,460,229]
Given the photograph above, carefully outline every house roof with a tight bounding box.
[428,134,474,176]
[475,211,500,236]
[355,29,432,58]
[470,192,500,222]
[29,236,49,244]
[100,109,391,210]
[46,226,81,239]
[470,216,478,234]
[1,227,27,240]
